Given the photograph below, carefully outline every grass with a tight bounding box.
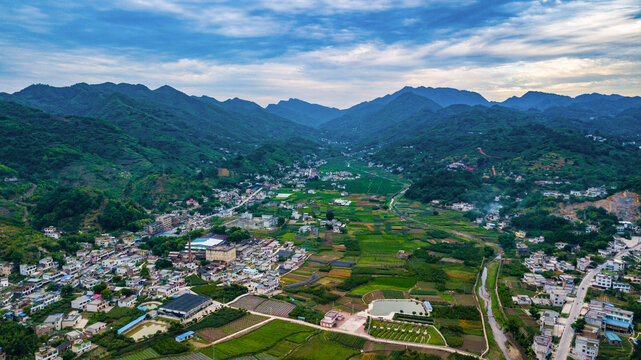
[205,320,313,359]
[116,348,160,360]
[287,333,360,360]
[351,277,417,295]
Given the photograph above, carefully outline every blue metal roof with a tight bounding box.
[604,317,631,328]
[423,301,433,312]
[605,332,621,342]
[175,331,195,341]
[117,314,147,334]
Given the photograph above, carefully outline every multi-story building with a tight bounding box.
[577,257,591,272]
[551,289,567,307]
[605,259,626,272]
[206,244,237,263]
[34,346,60,360]
[532,335,551,360]
[19,264,37,276]
[595,273,612,289]
[575,335,599,360]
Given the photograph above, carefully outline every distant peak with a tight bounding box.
[154,84,179,93]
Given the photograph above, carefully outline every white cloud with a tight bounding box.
[1,0,640,107]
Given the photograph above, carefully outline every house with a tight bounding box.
[320,310,343,327]
[532,335,551,360]
[84,322,107,335]
[43,313,64,331]
[118,295,137,308]
[550,289,567,307]
[34,346,60,360]
[19,264,37,276]
[85,299,107,313]
[62,311,82,328]
[605,332,622,345]
[612,282,631,292]
[605,259,626,272]
[175,331,195,342]
[575,335,599,360]
[71,295,92,310]
[514,295,532,305]
[595,273,612,289]
[71,339,91,354]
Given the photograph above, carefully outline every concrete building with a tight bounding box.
[595,273,612,289]
[532,335,551,360]
[206,244,237,263]
[551,289,567,307]
[575,335,599,360]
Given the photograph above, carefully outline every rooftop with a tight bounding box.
[160,293,211,313]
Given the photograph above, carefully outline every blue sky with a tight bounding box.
[1,0,640,108]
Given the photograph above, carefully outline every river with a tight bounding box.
[478,266,513,360]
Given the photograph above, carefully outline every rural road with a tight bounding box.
[218,303,483,358]
[555,242,641,359]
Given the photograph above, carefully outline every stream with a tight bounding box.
[478,266,513,360]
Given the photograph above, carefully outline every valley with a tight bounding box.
[0,83,641,360]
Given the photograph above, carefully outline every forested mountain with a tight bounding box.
[322,92,442,141]
[265,98,343,127]
[364,104,641,204]
[0,82,313,155]
[501,90,641,114]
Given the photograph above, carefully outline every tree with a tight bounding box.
[572,318,586,333]
[61,284,74,297]
[140,265,150,279]
[92,282,108,294]
[326,210,334,221]
[101,288,112,301]
[155,258,173,270]
[498,233,516,250]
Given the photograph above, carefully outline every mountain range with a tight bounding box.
[1,81,641,235]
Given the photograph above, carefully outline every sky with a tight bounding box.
[0,0,640,108]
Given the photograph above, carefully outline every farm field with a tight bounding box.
[116,348,160,360]
[368,320,445,346]
[197,314,268,343]
[203,320,314,359]
[200,319,367,360]
[352,277,417,295]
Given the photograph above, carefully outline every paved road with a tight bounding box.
[555,243,640,359]
[201,187,263,222]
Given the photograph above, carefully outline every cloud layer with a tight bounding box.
[0,0,639,107]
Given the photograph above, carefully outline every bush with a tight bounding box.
[432,306,480,321]
[150,339,190,355]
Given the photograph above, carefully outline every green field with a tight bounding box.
[351,277,417,295]
[116,348,160,360]
[205,320,313,359]
[203,319,366,360]
[287,333,360,360]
